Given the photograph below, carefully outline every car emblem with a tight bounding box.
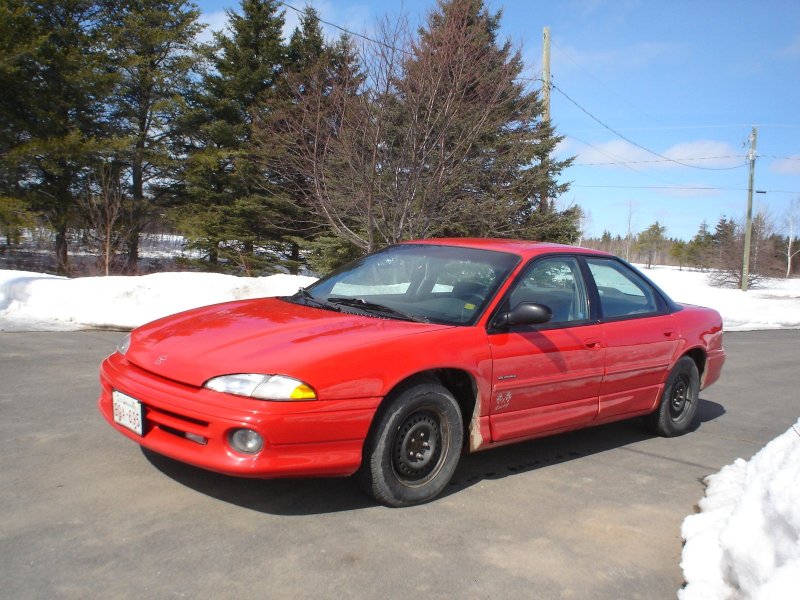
[495,392,512,411]
[155,355,168,365]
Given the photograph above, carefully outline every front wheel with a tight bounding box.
[357,383,463,507]
[646,356,700,437]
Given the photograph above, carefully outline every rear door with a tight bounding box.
[488,256,605,442]
[583,258,680,421]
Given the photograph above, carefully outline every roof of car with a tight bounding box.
[402,238,612,259]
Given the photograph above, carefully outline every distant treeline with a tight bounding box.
[583,213,799,284]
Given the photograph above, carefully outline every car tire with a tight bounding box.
[646,356,700,437]
[357,383,463,507]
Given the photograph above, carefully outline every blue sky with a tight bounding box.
[196,0,800,241]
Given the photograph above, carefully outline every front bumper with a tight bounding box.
[98,352,381,478]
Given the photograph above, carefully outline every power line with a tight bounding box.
[550,82,748,172]
[566,124,754,133]
[571,184,800,194]
[548,38,668,127]
[574,184,744,191]
[269,5,791,180]
[277,0,411,56]
[566,134,691,187]
[574,155,747,166]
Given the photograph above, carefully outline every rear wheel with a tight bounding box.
[357,383,463,507]
[646,356,700,437]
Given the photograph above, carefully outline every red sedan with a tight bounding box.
[99,239,725,506]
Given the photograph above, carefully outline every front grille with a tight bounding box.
[144,403,210,440]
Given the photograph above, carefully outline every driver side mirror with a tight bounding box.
[492,302,553,328]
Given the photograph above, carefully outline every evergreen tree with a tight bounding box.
[670,240,687,270]
[178,0,288,273]
[274,6,328,272]
[255,0,577,261]
[286,6,325,71]
[106,0,204,273]
[399,0,576,242]
[0,0,116,273]
[636,221,667,268]
[0,196,36,245]
[686,220,713,269]
[712,216,737,266]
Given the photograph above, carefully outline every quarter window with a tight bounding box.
[586,258,659,318]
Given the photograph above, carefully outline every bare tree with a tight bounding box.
[782,198,800,278]
[77,163,126,275]
[706,211,777,288]
[625,200,635,261]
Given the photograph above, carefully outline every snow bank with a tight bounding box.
[1,264,799,332]
[0,270,315,332]
[640,266,800,331]
[679,419,800,600]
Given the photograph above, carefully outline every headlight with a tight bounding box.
[204,374,317,401]
[117,334,131,355]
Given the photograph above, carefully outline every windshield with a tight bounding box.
[292,243,519,325]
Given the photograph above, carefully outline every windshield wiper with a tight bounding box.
[289,288,341,312]
[327,297,429,323]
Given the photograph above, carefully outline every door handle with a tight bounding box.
[584,338,603,350]
[663,329,676,338]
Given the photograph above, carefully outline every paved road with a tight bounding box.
[1,330,797,599]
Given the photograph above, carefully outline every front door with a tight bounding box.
[488,256,605,442]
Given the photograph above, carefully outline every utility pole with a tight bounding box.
[741,126,758,291]
[542,26,551,122]
[541,26,551,213]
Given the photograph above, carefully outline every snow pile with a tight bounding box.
[1,264,799,332]
[641,266,800,331]
[679,419,800,600]
[0,270,315,332]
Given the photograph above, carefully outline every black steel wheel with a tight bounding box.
[646,356,700,437]
[357,382,463,507]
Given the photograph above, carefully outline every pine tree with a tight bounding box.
[106,0,204,273]
[254,0,577,261]
[0,0,117,273]
[686,220,713,269]
[398,0,576,242]
[178,0,288,273]
[636,221,667,268]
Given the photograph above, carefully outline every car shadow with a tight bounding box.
[142,398,725,515]
[695,396,726,425]
[441,398,725,499]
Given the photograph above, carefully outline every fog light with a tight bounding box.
[230,428,263,454]
[185,432,207,445]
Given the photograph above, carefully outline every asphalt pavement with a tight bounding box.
[1,330,798,599]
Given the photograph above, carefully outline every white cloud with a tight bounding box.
[663,140,745,168]
[770,156,800,176]
[552,40,681,72]
[777,34,800,60]
[570,138,744,170]
[571,138,652,166]
[197,10,229,44]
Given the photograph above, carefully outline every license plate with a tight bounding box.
[112,390,144,436]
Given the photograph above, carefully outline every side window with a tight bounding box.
[586,258,659,318]
[507,257,589,324]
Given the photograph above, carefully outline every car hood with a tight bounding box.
[125,298,450,387]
